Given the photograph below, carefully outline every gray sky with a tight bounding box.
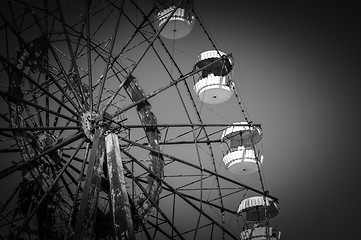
[201,1,358,239]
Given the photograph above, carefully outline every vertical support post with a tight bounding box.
[105,133,135,240]
[74,128,105,239]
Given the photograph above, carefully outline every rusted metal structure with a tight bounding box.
[0,0,280,239]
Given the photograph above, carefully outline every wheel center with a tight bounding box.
[80,111,121,141]
[80,111,101,141]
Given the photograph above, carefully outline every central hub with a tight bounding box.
[80,111,121,141]
[80,111,101,141]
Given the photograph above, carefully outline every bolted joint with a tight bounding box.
[80,111,101,141]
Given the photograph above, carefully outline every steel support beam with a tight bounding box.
[74,128,105,239]
[105,133,135,240]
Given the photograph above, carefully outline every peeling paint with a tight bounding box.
[106,133,135,239]
[74,129,105,239]
[124,75,164,226]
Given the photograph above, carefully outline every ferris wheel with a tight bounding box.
[0,0,280,239]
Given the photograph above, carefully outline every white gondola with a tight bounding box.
[240,226,281,240]
[155,1,195,39]
[221,122,263,175]
[221,122,263,148]
[193,50,234,104]
[237,196,280,222]
[193,73,234,104]
[222,146,262,175]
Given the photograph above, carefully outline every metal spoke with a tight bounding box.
[119,145,240,240]
[55,0,88,110]
[0,126,80,132]
[0,9,82,114]
[0,89,79,124]
[101,1,184,114]
[119,136,278,202]
[111,54,232,119]
[28,79,44,127]
[121,158,186,240]
[133,174,238,215]
[10,138,86,239]
[64,142,90,240]
[95,0,125,112]
[84,0,93,111]
[0,132,84,180]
